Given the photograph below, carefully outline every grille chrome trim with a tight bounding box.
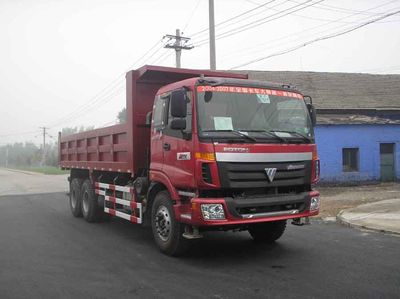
[216,152,312,163]
[241,209,299,219]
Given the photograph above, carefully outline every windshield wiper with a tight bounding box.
[239,129,287,143]
[270,130,311,143]
[201,129,257,142]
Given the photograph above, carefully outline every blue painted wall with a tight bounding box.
[315,124,400,182]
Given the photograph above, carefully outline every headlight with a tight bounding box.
[201,204,225,220]
[310,196,320,211]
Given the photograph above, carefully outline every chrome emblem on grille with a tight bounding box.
[287,164,305,170]
[265,168,277,182]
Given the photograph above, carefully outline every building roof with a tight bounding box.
[317,110,400,125]
[245,71,400,110]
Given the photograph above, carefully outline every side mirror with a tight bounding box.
[170,118,186,130]
[307,103,317,126]
[170,90,187,118]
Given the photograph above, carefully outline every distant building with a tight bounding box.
[248,71,400,182]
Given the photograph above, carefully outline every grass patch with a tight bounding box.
[12,166,69,175]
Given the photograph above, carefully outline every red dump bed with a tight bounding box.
[59,65,247,177]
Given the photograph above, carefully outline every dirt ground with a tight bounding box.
[318,182,400,218]
[0,168,68,196]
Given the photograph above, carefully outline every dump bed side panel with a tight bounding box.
[59,124,131,173]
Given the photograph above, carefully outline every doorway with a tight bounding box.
[380,143,395,181]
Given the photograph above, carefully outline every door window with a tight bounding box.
[164,90,192,139]
[153,96,168,129]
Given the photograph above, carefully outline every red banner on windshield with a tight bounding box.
[197,85,303,99]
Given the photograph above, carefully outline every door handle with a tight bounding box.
[163,143,171,151]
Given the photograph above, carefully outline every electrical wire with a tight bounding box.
[230,9,400,69]
[151,49,172,65]
[158,52,175,65]
[189,0,279,39]
[46,39,166,129]
[288,0,400,16]
[193,0,323,47]
[183,0,202,33]
[221,0,399,63]
[48,84,126,128]
[0,130,39,138]
[245,0,400,24]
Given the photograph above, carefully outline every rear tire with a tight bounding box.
[151,191,190,256]
[81,179,103,223]
[248,220,287,243]
[69,178,83,217]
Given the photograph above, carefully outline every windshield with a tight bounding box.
[196,85,314,143]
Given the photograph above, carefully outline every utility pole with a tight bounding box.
[209,0,216,70]
[39,126,48,166]
[164,29,194,68]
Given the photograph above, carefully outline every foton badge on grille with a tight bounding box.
[265,168,277,182]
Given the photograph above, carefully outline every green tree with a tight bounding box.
[117,107,126,123]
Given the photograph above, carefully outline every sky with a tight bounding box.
[0,0,399,145]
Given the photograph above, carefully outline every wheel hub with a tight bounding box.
[71,190,77,209]
[82,192,89,214]
[155,205,171,242]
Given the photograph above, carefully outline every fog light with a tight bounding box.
[201,204,225,220]
[310,196,320,211]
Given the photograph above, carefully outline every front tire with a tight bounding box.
[151,191,190,256]
[69,178,83,217]
[248,220,287,243]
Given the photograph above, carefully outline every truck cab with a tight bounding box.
[148,76,320,251]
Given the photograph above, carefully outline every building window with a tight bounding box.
[342,148,359,172]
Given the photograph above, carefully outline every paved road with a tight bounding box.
[0,193,399,298]
[0,168,68,196]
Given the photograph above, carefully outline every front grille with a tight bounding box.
[224,192,310,218]
[217,161,311,189]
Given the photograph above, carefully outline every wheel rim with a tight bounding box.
[71,190,77,209]
[154,205,171,242]
[82,191,89,215]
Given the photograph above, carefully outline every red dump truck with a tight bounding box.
[59,65,320,256]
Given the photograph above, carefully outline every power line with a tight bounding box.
[47,81,125,128]
[46,39,166,129]
[230,9,400,69]
[0,130,39,138]
[157,52,174,65]
[193,0,323,47]
[183,0,202,33]
[48,84,126,128]
[245,0,400,24]
[288,0,400,16]
[151,50,172,65]
[190,0,278,39]
[49,40,167,128]
[127,38,164,69]
[221,0,399,63]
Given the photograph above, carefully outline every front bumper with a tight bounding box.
[174,191,320,226]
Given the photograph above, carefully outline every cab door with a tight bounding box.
[150,95,168,172]
[162,89,195,189]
